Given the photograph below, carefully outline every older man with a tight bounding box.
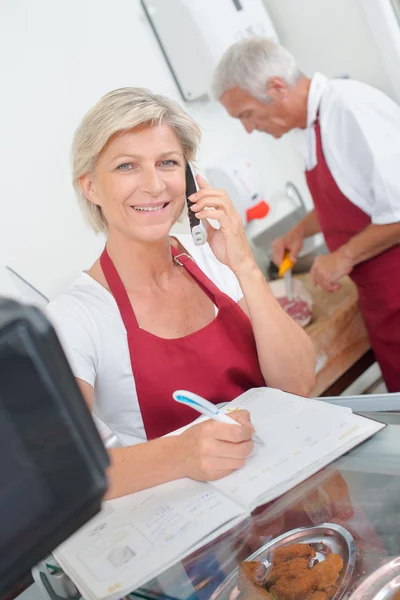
[212,37,400,392]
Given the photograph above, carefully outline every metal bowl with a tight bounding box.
[210,523,356,600]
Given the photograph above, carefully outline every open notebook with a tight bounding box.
[54,387,385,600]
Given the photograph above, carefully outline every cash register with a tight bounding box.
[0,297,109,599]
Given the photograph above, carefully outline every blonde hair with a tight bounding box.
[72,87,201,233]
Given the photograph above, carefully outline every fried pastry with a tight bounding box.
[237,543,343,600]
[312,553,343,590]
[265,558,310,586]
[324,584,339,599]
[272,544,316,566]
[238,561,267,592]
[270,568,318,600]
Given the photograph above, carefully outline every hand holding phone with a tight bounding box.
[185,163,208,246]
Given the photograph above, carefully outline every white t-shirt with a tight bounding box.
[293,73,400,225]
[47,234,243,446]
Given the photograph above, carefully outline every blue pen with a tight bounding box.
[172,389,265,446]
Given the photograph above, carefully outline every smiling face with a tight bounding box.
[80,123,186,243]
[220,82,301,138]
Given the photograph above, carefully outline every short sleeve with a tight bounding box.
[46,296,99,387]
[351,107,400,224]
[329,101,400,225]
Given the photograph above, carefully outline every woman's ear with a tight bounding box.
[79,173,101,206]
[266,77,289,102]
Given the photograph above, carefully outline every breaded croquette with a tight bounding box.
[265,558,310,586]
[273,544,316,566]
[238,561,267,592]
[236,543,343,600]
[312,553,343,590]
[270,568,318,600]
[324,584,339,599]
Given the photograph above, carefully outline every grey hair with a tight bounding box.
[72,87,201,233]
[211,37,302,101]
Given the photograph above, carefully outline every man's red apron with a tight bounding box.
[306,116,400,392]
[100,246,265,439]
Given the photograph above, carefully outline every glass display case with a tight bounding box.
[129,403,400,599]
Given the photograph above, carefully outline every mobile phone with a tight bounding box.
[185,163,208,246]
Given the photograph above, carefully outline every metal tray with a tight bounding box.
[348,556,400,599]
[210,523,356,600]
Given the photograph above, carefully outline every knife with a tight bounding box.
[279,251,295,301]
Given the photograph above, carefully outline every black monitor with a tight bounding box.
[0,298,109,597]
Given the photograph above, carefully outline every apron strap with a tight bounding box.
[101,242,232,335]
[170,244,229,308]
[100,248,139,331]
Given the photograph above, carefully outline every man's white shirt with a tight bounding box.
[293,72,400,225]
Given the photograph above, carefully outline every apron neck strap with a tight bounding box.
[100,248,139,330]
[100,241,228,332]
[170,244,225,306]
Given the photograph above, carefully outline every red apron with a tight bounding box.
[100,246,265,439]
[306,116,400,392]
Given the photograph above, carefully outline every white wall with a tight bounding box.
[0,0,308,300]
[263,0,393,96]
[356,0,400,103]
[2,0,394,301]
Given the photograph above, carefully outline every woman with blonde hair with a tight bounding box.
[48,87,315,498]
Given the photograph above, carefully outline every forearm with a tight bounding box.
[338,222,400,266]
[296,209,321,238]
[236,263,316,397]
[105,436,184,499]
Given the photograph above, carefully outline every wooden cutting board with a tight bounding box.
[297,274,371,396]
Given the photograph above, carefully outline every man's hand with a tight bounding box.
[271,226,305,267]
[311,249,353,293]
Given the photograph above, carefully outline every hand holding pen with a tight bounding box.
[173,390,264,446]
[172,390,263,482]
